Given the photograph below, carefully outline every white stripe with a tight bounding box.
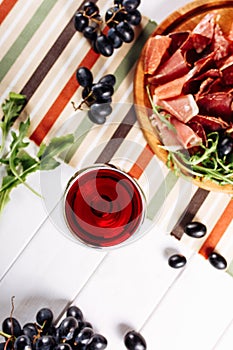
[0,0,75,104]
[0,0,38,49]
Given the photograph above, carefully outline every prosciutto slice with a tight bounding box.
[154,94,199,123]
[170,117,202,148]
[144,35,171,75]
[148,49,189,85]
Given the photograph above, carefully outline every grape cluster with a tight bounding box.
[0,306,107,350]
[74,0,142,57]
[75,67,116,124]
[0,306,147,350]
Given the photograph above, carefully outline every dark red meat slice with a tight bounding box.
[220,58,233,86]
[183,69,220,94]
[196,92,233,122]
[168,31,190,54]
[190,115,229,131]
[187,121,207,145]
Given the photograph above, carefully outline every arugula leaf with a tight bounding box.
[169,132,233,186]
[39,134,75,170]
[0,92,26,156]
[146,85,176,132]
[0,92,75,214]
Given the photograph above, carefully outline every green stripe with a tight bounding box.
[114,20,156,90]
[0,0,58,82]
[63,20,157,163]
[147,171,178,220]
[227,259,233,277]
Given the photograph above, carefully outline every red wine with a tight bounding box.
[64,166,145,247]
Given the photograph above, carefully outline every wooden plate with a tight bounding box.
[134,0,233,193]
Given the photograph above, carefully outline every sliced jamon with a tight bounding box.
[189,115,229,131]
[170,117,202,148]
[152,74,188,99]
[187,121,207,145]
[220,58,233,86]
[191,13,216,52]
[150,113,183,151]
[183,68,220,94]
[168,31,190,55]
[148,49,190,85]
[181,13,216,55]
[211,23,231,61]
[154,94,199,123]
[196,92,233,122]
[144,35,171,75]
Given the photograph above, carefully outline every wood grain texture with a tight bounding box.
[134,0,233,194]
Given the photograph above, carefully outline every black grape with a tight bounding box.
[126,9,142,25]
[36,308,53,330]
[83,2,99,16]
[90,102,112,118]
[74,12,89,32]
[116,21,134,43]
[22,323,37,341]
[35,336,56,350]
[57,317,79,342]
[92,83,114,101]
[83,26,97,41]
[14,335,32,350]
[66,306,83,322]
[124,330,147,350]
[86,334,107,350]
[95,35,114,57]
[88,110,106,125]
[107,28,123,48]
[73,327,94,346]
[98,74,116,86]
[76,67,93,87]
[122,0,141,12]
[2,317,22,338]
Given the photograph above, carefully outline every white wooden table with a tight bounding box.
[0,1,233,349]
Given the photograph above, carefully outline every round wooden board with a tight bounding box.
[134,0,233,193]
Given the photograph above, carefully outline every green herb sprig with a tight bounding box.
[0,92,74,213]
[168,132,233,186]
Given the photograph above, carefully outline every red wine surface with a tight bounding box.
[64,167,144,247]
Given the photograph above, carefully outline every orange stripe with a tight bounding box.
[199,199,233,258]
[0,0,18,24]
[30,48,99,145]
[128,144,154,180]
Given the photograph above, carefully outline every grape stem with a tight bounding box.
[0,331,12,339]
[105,6,127,25]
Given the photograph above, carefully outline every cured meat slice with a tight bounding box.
[212,23,231,60]
[170,117,202,148]
[196,92,233,122]
[152,74,188,99]
[181,13,216,55]
[189,115,229,131]
[168,31,190,54]
[148,49,189,85]
[144,35,171,75]
[154,94,199,123]
[150,113,183,151]
[191,13,216,53]
[220,58,233,86]
[183,69,220,94]
[188,121,207,145]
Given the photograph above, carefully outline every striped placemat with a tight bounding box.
[0,0,232,276]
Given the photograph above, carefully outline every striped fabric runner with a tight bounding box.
[0,0,232,276]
